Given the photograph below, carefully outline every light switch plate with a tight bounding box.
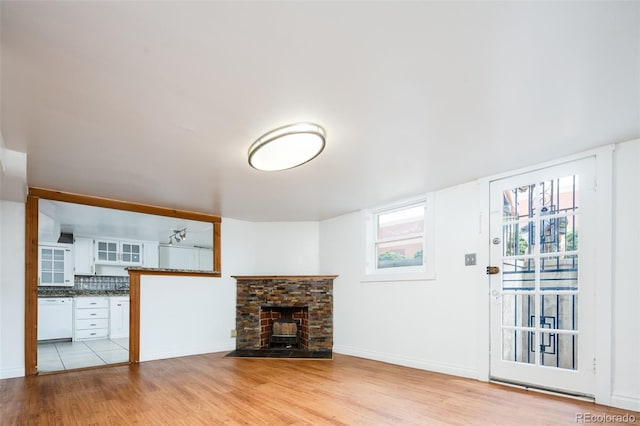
[465,253,476,266]
[230,329,237,337]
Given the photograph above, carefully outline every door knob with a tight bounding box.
[486,266,500,275]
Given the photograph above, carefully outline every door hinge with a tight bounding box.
[592,357,596,374]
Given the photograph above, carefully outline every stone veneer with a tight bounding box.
[233,275,336,352]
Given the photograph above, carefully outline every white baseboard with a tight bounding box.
[610,393,640,412]
[1,367,25,379]
[333,345,479,380]
[140,343,234,362]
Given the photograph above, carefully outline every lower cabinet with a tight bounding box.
[109,296,130,339]
[74,297,109,340]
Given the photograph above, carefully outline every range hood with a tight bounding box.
[57,232,74,244]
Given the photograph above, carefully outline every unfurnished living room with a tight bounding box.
[0,1,639,425]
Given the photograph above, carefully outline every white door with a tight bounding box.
[489,157,596,396]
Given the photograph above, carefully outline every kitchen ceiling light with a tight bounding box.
[169,228,187,245]
[248,122,326,171]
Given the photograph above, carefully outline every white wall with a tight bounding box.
[611,140,640,411]
[253,221,320,274]
[139,218,320,361]
[139,274,235,361]
[320,182,485,380]
[320,142,640,410]
[0,201,25,379]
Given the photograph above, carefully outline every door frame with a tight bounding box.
[476,145,614,405]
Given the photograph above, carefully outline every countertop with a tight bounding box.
[37,289,130,298]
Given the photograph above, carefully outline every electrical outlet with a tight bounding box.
[465,253,476,266]
[230,329,237,337]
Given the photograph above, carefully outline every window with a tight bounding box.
[363,194,435,281]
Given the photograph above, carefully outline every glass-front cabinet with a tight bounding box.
[96,240,118,263]
[38,244,73,286]
[121,242,141,263]
[94,239,142,265]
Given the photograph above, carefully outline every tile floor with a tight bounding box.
[38,338,129,372]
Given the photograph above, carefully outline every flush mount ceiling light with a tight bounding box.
[248,122,326,171]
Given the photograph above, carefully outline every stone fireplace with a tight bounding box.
[233,275,336,352]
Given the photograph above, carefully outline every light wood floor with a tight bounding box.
[1,352,638,425]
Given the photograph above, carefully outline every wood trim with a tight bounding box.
[24,195,39,376]
[127,269,221,278]
[128,272,140,364]
[28,187,221,223]
[213,222,221,273]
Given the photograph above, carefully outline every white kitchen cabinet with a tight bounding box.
[74,297,109,341]
[198,248,214,271]
[143,241,159,268]
[38,244,73,286]
[109,296,130,339]
[159,245,213,271]
[159,245,198,270]
[95,239,143,266]
[73,237,94,275]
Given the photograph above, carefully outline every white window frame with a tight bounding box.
[362,193,435,282]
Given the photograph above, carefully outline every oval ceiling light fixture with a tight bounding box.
[248,122,326,171]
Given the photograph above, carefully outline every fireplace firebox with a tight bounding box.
[261,306,308,349]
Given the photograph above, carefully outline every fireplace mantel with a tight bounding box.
[233,275,336,352]
[232,275,338,280]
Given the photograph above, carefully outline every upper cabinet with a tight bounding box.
[38,244,73,286]
[73,237,94,275]
[158,245,212,271]
[143,241,159,268]
[95,239,143,266]
[73,238,159,276]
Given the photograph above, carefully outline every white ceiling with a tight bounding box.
[1,1,638,221]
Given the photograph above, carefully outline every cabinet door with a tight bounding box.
[39,246,72,286]
[109,298,130,339]
[121,241,142,264]
[198,248,214,271]
[143,242,159,268]
[96,240,118,263]
[159,245,198,270]
[73,237,94,275]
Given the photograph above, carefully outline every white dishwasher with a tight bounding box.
[38,297,73,341]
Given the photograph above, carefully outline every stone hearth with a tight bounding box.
[233,275,336,352]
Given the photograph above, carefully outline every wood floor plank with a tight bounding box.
[1,353,638,425]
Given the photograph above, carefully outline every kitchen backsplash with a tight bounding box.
[75,275,129,291]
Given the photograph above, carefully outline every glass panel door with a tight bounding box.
[489,158,595,396]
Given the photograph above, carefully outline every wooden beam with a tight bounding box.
[128,272,141,364]
[28,187,221,223]
[24,194,39,376]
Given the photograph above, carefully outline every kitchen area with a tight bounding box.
[37,199,214,372]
